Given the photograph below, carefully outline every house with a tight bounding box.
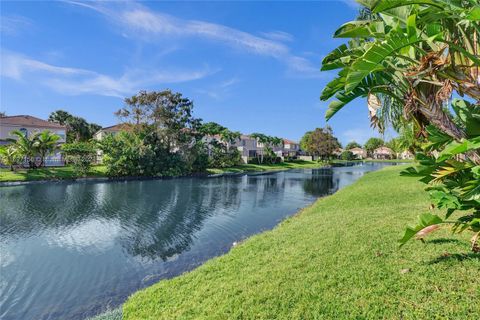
[231,135,259,163]
[400,150,414,160]
[0,115,67,166]
[373,146,394,159]
[349,147,367,159]
[93,123,132,141]
[282,139,300,157]
[93,123,133,163]
[333,148,344,158]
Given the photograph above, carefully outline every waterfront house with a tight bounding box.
[349,147,367,159]
[400,150,414,160]
[0,115,67,166]
[373,146,394,159]
[93,123,132,141]
[282,139,300,157]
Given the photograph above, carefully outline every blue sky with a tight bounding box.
[0,0,388,145]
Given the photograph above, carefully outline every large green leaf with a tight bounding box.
[345,31,424,92]
[399,212,443,246]
[451,99,480,137]
[437,137,480,162]
[372,0,445,13]
[334,20,385,38]
[325,89,367,120]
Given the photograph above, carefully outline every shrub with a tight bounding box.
[340,150,355,161]
[400,99,480,252]
[61,142,96,176]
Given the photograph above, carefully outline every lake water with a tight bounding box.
[0,162,397,320]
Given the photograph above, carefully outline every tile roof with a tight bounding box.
[0,115,66,129]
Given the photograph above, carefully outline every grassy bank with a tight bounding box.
[206,160,326,174]
[0,166,107,182]
[123,166,479,319]
[0,161,325,183]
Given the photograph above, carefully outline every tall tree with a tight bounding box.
[49,110,99,142]
[320,0,479,162]
[364,137,384,156]
[301,127,340,159]
[345,141,361,150]
[35,130,61,167]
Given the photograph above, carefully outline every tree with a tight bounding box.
[321,0,480,250]
[7,130,39,168]
[0,145,22,171]
[299,132,310,152]
[49,110,99,142]
[345,141,361,150]
[364,138,384,156]
[320,0,479,162]
[301,127,340,160]
[118,90,202,154]
[62,142,96,176]
[35,130,61,167]
[250,133,283,164]
[340,150,355,161]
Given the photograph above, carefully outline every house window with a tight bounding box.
[19,128,28,137]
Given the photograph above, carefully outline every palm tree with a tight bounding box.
[36,130,61,167]
[7,130,38,168]
[320,0,479,162]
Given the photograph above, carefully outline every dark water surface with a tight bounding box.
[0,163,397,319]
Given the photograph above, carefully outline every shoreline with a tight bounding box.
[0,160,411,187]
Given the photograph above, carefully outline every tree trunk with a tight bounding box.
[419,102,480,164]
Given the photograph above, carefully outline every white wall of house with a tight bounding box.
[0,124,66,144]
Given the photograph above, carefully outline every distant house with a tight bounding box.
[373,146,394,159]
[231,135,259,163]
[0,115,67,166]
[93,124,133,163]
[282,139,300,157]
[349,147,367,159]
[332,148,344,158]
[400,150,414,160]
[93,123,132,141]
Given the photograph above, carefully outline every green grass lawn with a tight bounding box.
[0,166,107,182]
[206,160,326,174]
[123,166,479,320]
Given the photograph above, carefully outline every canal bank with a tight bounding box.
[122,165,479,320]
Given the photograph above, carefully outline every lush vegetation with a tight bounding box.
[61,142,97,176]
[123,166,479,319]
[321,0,480,248]
[0,129,61,169]
[49,110,101,142]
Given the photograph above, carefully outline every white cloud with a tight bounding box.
[1,50,215,97]
[67,1,321,77]
[0,15,32,35]
[260,31,294,42]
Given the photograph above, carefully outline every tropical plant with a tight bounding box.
[0,145,22,171]
[36,130,61,167]
[400,99,480,252]
[49,110,101,142]
[250,133,283,164]
[61,142,97,176]
[320,0,480,250]
[7,130,39,168]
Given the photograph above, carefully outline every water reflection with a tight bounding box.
[0,163,393,320]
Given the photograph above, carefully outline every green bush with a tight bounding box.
[208,142,241,168]
[400,99,480,252]
[340,150,355,161]
[61,142,96,176]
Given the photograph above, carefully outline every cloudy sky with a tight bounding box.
[1,0,387,144]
